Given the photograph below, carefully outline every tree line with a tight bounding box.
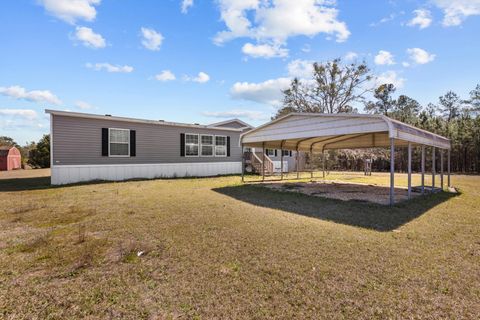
[276,59,480,173]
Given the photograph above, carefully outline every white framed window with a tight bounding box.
[282,150,290,157]
[215,135,227,157]
[109,128,130,157]
[266,149,275,157]
[185,133,199,157]
[201,134,214,157]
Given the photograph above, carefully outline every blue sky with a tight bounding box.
[1,0,480,144]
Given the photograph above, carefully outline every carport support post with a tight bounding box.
[310,146,313,180]
[440,150,444,190]
[408,142,412,200]
[432,147,436,190]
[390,138,395,206]
[322,150,326,180]
[241,143,245,183]
[421,145,425,195]
[280,146,284,181]
[448,149,451,188]
[262,142,265,182]
[296,147,299,180]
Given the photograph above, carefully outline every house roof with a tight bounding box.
[240,113,451,150]
[208,118,253,129]
[45,109,247,132]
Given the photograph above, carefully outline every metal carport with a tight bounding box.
[240,113,451,206]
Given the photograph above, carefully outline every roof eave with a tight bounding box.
[46,109,244,132]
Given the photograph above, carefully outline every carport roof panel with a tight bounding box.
[240,113,450,149]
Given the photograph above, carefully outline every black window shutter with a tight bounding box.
[274,149,277,157]
[289,150,292,157]
[227,136,231,157]
[102,128,108,156]
[180,133,185,156]
[265,149,268,155]
[130,130,136,157]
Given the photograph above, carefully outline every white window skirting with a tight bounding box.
[51,162,242,185]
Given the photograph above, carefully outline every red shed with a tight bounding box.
[0,146,21,171]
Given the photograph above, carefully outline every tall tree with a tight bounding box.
[0,136,19,148]
[28,134,50,168]
[438,91,463,122]
[275,59,372,118]
[468,84,480,113]
[392,95,421,124]
[365,83,396,116]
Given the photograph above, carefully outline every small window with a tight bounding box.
[201,135,214,156]
[185,134,199,156]
[266,149,275,157]
[215,135,227,157]
[109,128,130,157]
[282,150,290,157]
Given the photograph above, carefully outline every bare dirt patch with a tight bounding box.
[263,180,421,205]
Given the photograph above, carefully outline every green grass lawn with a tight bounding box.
[0,171,479,319]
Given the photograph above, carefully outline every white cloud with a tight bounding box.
[140,27,163,51]
[155,70,176,82]
[214,0,350,56]
[74,26,106,48]
[38,0,101,24]
[287,59,314,78]
[74,101,94,110]
[402,61,410,67]
[344,51,358,61]
[370,13,396,27]
[230,77,291,105]
[374,50,395,65]
[242,42,288,58]
[406,48,436,64]
[301,44,311,53]
[0,109,38,121]
[407,9,432,29]
[86,62,134,73]
[181,0,194,14]
[202,110,269,121]
[375,71,405,88]
[185,72,210,83]
[433,0,480,26]
[0,85,62,105]
[0,109,47,131]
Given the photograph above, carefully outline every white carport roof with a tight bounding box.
[240,113,450,151]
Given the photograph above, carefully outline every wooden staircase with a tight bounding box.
[245,152,274,175]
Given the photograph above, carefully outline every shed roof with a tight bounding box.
[240,113,450,151]
[0,145,18,156]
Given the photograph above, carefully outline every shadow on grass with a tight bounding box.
[213,184,459,232]
[0,176,114,192]
[0,174,243,192]
[0,177,53,191]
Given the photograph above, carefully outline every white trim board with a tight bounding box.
[51,162,242,185]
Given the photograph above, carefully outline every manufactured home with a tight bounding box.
[47,110,300,185]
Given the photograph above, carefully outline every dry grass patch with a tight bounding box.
[0,171,479,319]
